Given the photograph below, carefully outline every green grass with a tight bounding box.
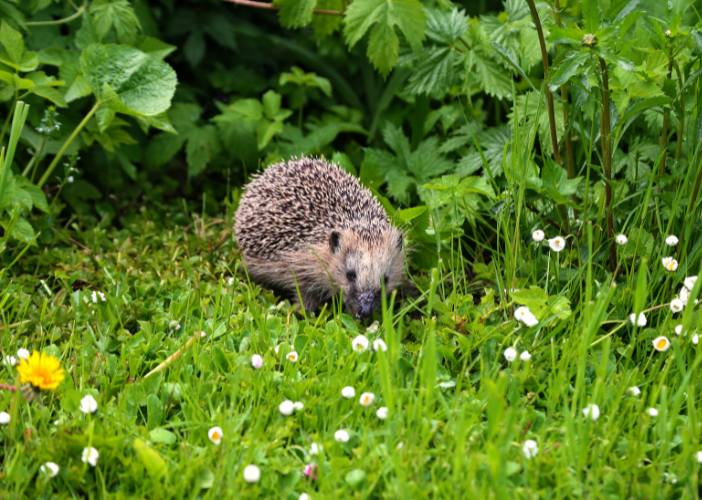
[1,200,702,500]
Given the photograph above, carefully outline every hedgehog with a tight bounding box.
[234,157,405,318]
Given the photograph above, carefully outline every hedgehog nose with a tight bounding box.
[359,291,376,317]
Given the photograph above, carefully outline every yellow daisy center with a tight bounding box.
[212,431,220,440]
[657,339,667,349]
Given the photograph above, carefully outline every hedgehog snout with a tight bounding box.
[358,291,376,317]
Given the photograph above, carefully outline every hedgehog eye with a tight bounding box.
[383,274,389,285]
[346,270,357,282]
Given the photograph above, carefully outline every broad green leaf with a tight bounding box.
[90,0,142,45]
[31,85,67,107]
[581,0,600,34]
[134,36,176,60]
[0,71,33,89]
[140,112,177,134]
[148,428,177,445]
[548,52,589,92]
[608,0,639,22]
[229,99,263,120]
[257,119,283,150]
[96,106,116,132]
[345,0,426,77]
[146,394,163,429]
[617,96,673,128]
[406,46,456,95]
[621,228,654,259]
[459,176,496,199]
[424,8,468,44]
[3,216,36,243]
[186,125,221,176]
[262,91,282,120]
[275,0,317,29]
[541,162,582,204]
[133,438,167,481]
[511,286,548,308]
[14,181,49,212]
[0,19,22,64]
[64,74,93,103]
[145,133,186,168]
[546,26,584,46]
[80,43,177,117]
[397,206,427,222]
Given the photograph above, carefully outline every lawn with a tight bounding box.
[1,201,702,499]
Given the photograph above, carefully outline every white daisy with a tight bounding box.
[616,234,628,245]
[520,351,532,361]
[376,407,388,419]
[503,348,517,363]
[684,276,697,291]
[366,322,379,333]
[583,403,600,421]
[662,257,678,272]
[647,408,658,417]
[351,335,369,352]
[629,313,647,327]
[665,235,679,246]
[17,348,29,360]
[675,325,683,336]
[532,230,545,242]
[341,386,355,399]
[548,236,566,252]
[359,392,375,407]
[334,430,350,442]
[628,387,641,396]
[41,462,59,477]
[279,400,294,416]
[208,426,223,445]
[372,339,387,352]
[522,439,538,459]
[243,464,261,483]
[286,351,299,363]
[292,401,304,412]
[652,336,671,352]
[251,354,263,369]
[670,299,684,313]
[79,395,98,414]
[0,412,10,424]
[81,447,99,466]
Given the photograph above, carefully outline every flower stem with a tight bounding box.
[37,101,100,188]
[598,58,616,273]
[26,1,87,25]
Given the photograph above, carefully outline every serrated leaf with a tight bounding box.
[311,0,344,36]
[471,54,512,99]
[541,162,582,204]
[424,8,468,44]
[0,19,22,64]
[90,0,142,45]
[20,184,49,212]
[489,40,538,93]
[406,46,456,95]
[345,0,426,76]
[80,43,177,117]
[621,228,654,259]
[186,125,221,176]
[275,0,317,29]
[140,112,177,134]
[134,438,167,481]
[617,96,672,127]
[145,133,186,168]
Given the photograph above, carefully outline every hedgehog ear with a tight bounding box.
[329,230,342,253]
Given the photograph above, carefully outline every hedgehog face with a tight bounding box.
[328,228,405,318]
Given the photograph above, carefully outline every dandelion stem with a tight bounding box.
[0,383,17,391]
[143,331,207,379]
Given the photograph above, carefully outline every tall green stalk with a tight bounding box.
[0,101,30,208]
[598,58,616,272]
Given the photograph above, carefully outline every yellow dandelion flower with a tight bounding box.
[17,351,64,390]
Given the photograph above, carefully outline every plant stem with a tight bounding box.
[37,101,100,189]
[673,62,684,161]
[0,96,17,147]
[524,0,561,166]
[221,0,344,15]
[689,155,702,215]
[659,54,674,178]
[553,0,575,182]
[26,1,87,25]
[598,58,616,273]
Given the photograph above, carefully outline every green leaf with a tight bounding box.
[134,36,176,60]
[617,96,673,128]
[80,43,177,117]
[459,176,496,199]
[548,52,589,92]
[146,394,163,429]
[2,216,36,243]
[608,0,639,22]
[471,54,512,99]
[90,0,142,45]
[621,228,654,259]
[275,0,317,29]
[262,90,282,119]
[64,74,93,103]
[406,46,456,95]
[186,125,221,176]
[140,112,177,134]
[345,0,425,77]
[19,183,49,212]
[581,0,600,34]
[396,205,427,222]
[489,41,538,93]
[0,19,22,64]
[134,438,167,481]
[546,26,584,46]
[511,286,548,308]
[424,8,468,44]
[31,85,67,107]
[145,133,186,168]
[541,162,582,204]
[148,428,177,445]
[311,0,344,36]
